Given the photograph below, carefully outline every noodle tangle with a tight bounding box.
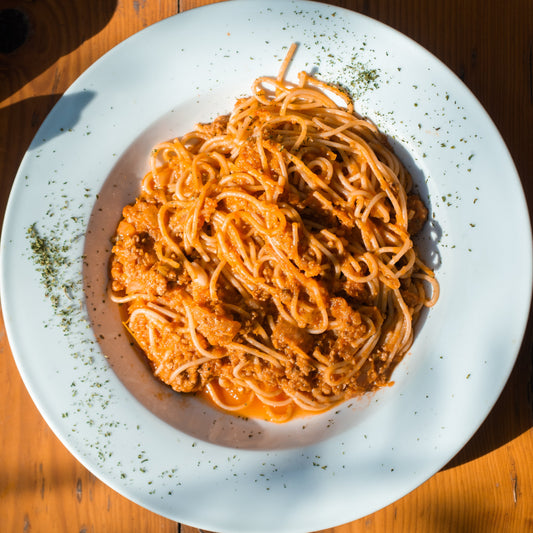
[110,46,438,422]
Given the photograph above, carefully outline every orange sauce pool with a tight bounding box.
[196,380,332,423]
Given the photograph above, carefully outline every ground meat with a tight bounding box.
[343,279,372,304]
[129,316,206,392]
[110,200,169,296]
[196,115,229,137]
[407,194,428,234]
[329,297,363,328]
[234,140,264,172]
[110,240,167,296]
[122,199,160,239]
[191,304,241,346]
[283,361,315,393]
[327,297,370,364]
[271,317,314,354]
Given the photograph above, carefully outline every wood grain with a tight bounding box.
[1,1,531,532]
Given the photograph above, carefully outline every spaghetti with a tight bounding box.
[109,45,439,422]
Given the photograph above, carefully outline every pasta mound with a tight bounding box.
[110,47,438,422]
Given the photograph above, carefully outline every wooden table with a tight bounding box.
[1,1,532,531]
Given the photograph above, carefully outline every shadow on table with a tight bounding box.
[0,0,117,226]
[0,0,117,102]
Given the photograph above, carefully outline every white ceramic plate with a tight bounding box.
[1,1,531,532]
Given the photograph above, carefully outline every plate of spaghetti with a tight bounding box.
[1,1,531,532]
